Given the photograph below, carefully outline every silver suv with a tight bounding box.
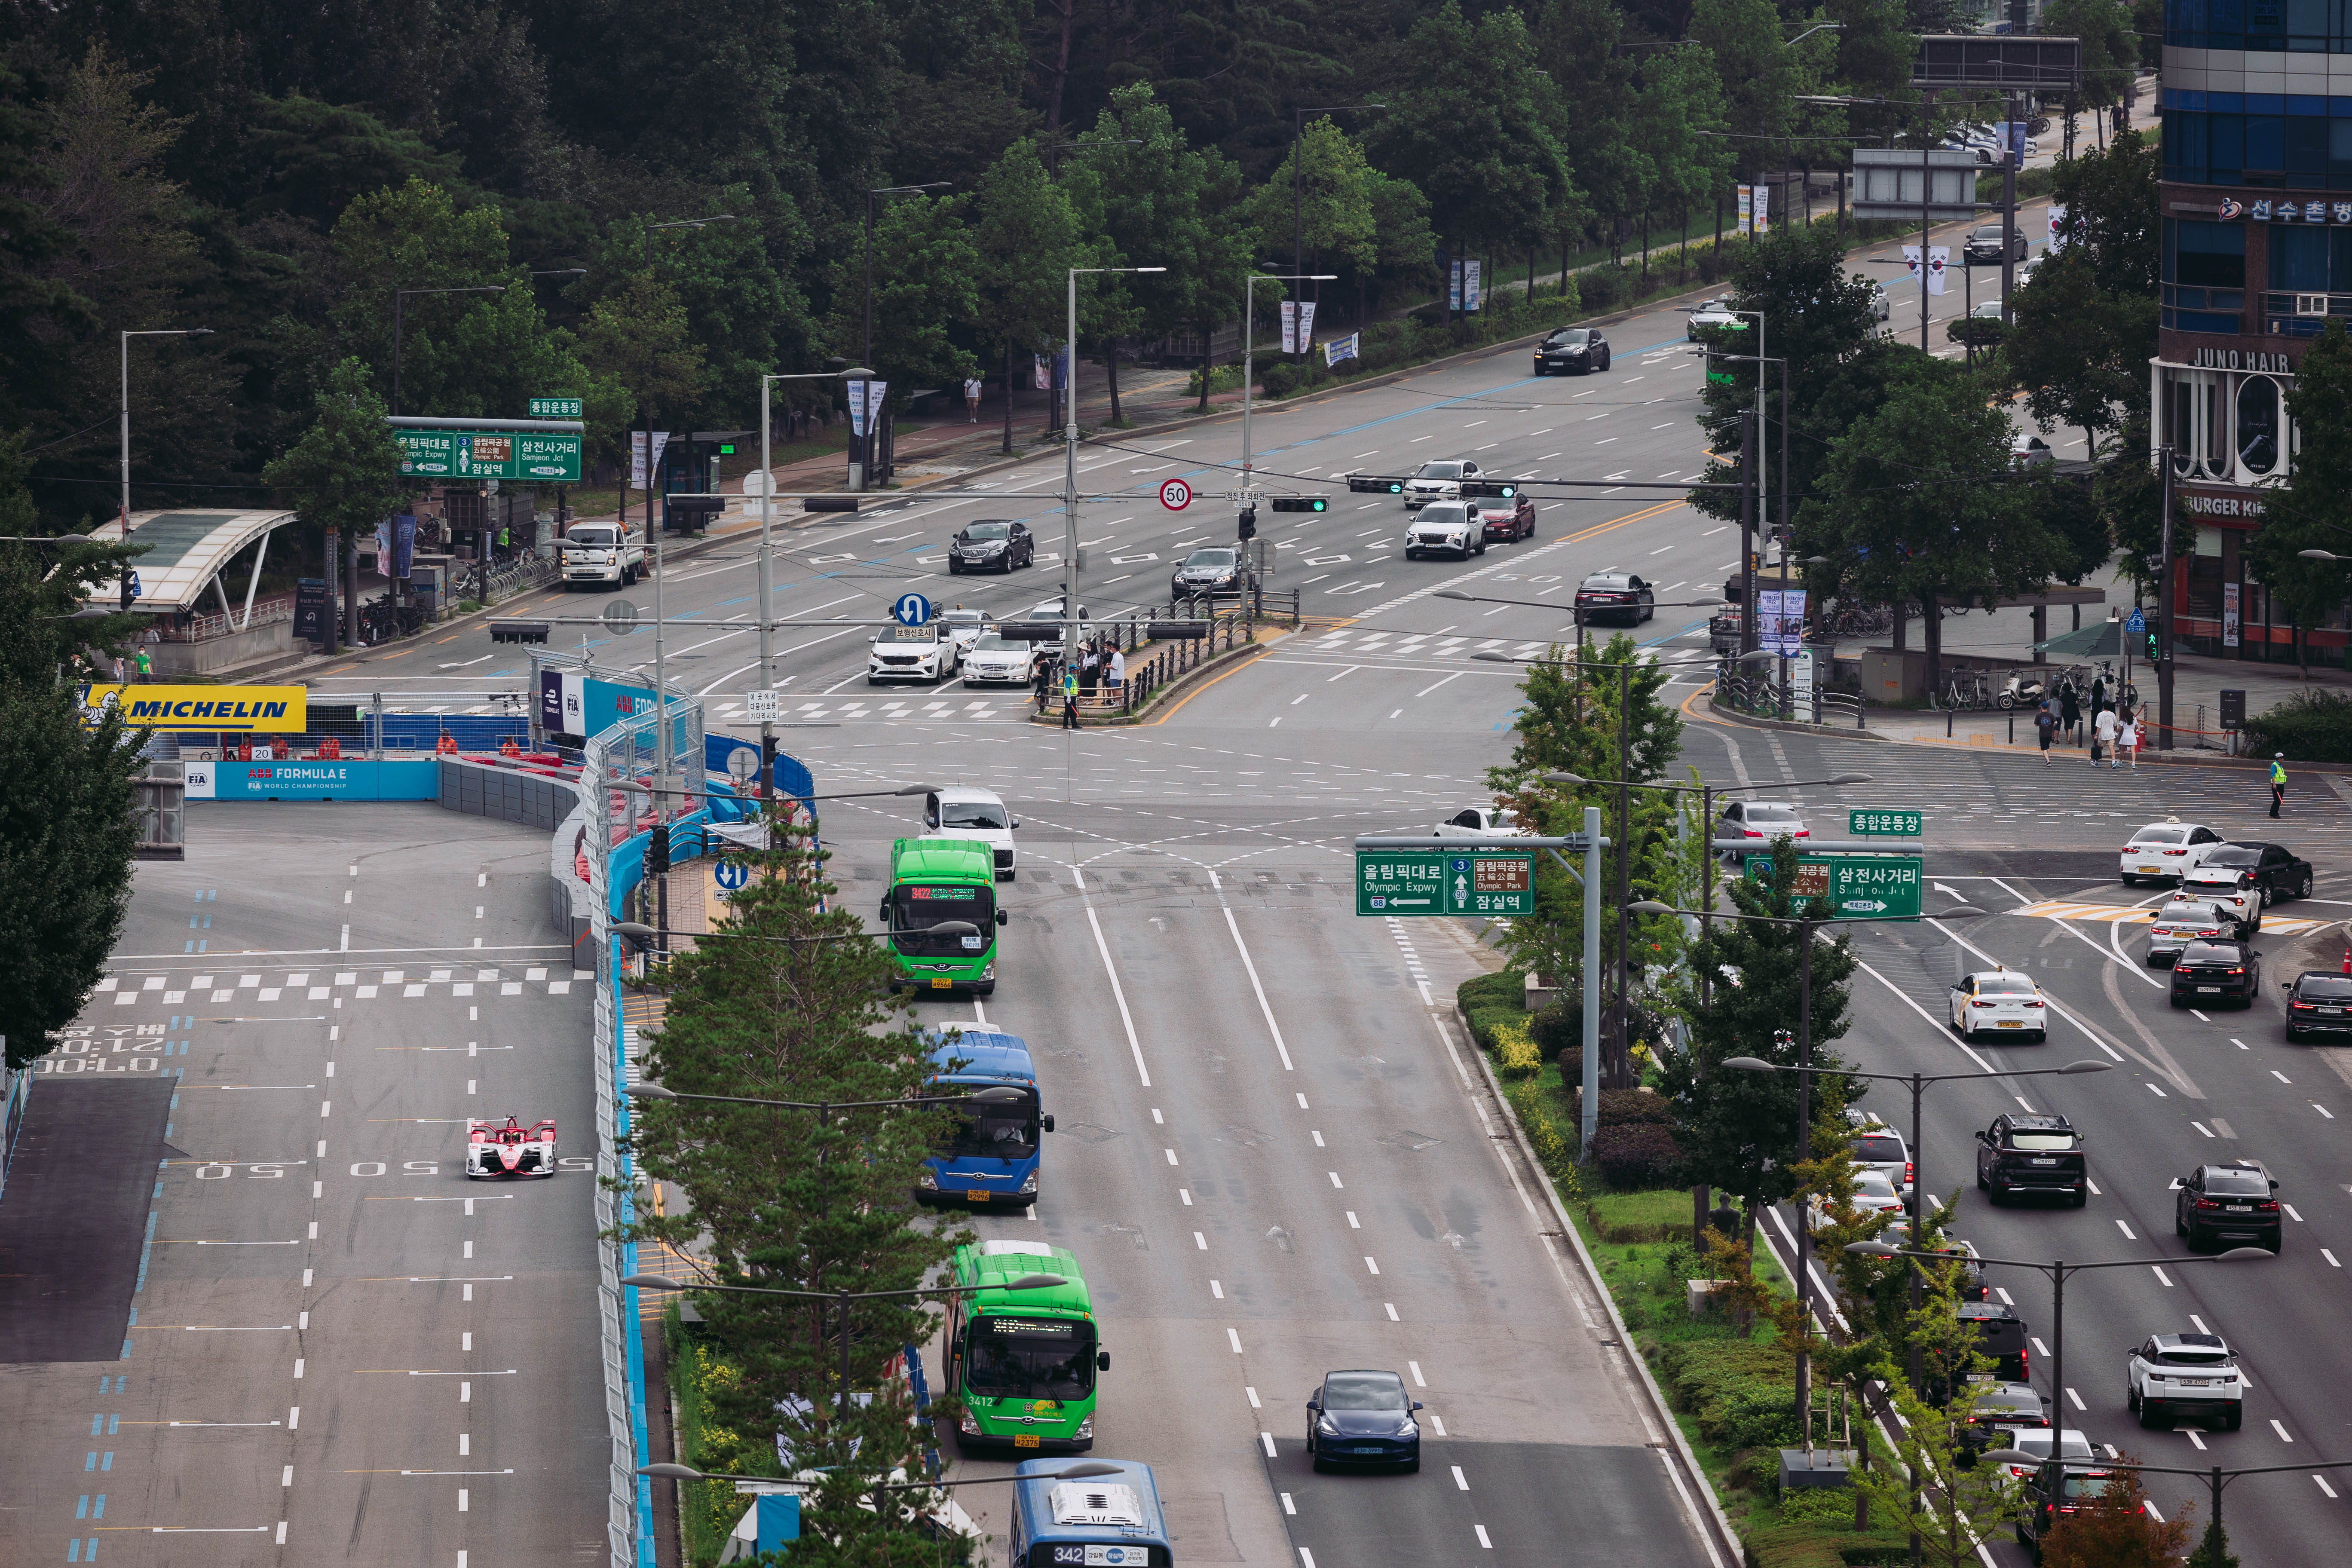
[1847,1119,1913,1205]
[1403,502,1483,560]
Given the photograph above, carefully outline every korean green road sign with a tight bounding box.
[394,428,582,483]
[1848,808,1923,837]
[1356,850,1537,917]
[1744,854,1924,919]
[528,396,584,419]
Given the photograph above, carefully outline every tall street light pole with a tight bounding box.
[1243,272,1335,569]
[861,184,949,488]
[757,368,862,790]
[1290,105,1386,278]
[119,328,213,535]
[1635,897,1986,1439]
[1063,265,1165,667]
[637,214,737,805]
[391,286,504,417]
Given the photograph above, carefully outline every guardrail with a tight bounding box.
[155,595,297,643]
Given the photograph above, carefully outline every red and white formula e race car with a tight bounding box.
[467,1116,557,1179]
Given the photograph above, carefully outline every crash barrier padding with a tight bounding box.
[189,756,441,801]
[438,757,581,832]
[701,733,816,801]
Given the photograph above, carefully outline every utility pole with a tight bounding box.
[1064,264,1167,680]
[2158,443,2177,748]
[1739,406,1758,656]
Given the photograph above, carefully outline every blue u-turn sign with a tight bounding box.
[892,593,933,626]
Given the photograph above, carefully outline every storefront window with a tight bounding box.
[2237,376,2282,475]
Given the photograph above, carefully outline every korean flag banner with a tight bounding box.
[1902,245,1923,288]
[2047,202,2070,252]
[1926,247,1948,295]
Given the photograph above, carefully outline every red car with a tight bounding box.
[1476,494,1535,542]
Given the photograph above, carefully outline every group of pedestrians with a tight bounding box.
[1030,635,1129,729]
[2030,673,2142,769]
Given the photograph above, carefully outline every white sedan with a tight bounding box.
[937,606,996,662]
[2120,820,2224,885]
[1434,806,1524,838]
[959,634,1037,688]
[1948,969,2049,1041]
[1810,1167,1907,1227]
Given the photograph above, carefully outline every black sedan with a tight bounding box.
[2203,840,2314,903]
[948,519,1033,574]
[1574,572,1654,625]
[2283,971,2352,1039]
[1305,1369,1422,1472]
[2168,938,2260,1009]
[2176,1159,2282,1253]
[1532,326,1610,375]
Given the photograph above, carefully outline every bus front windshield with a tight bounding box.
[892,884,995,956]
[941,1096,1039,1159]
[966,1316,1096,1400]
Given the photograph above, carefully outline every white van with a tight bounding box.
[925,787,1018,879]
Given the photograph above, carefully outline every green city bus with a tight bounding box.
[943,1240,1107,1453]
[882,837,1004,995]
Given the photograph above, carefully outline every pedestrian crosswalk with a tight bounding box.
[708,696,1018,725]
[1299,629,1559,662]
[91,967,595,1008]
[2014,900,2331,936]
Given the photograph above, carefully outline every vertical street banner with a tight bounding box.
[392,513,416,580]
[1280,300,1298,354]
[1032,354,1049,390]
[630,431,671,490]
[1737,185,1752,235]
[1755,587,1807,655]
[1323,331,1359,368]
[1926,247,1948,294]
[1464,260,1482,312]
[1449,261,1463,311]
[2223,582,2241,648]
[848,380,867,438]
[2047,203,2070,251]
[1298,300,1317,347]
[1902,245,1923,287]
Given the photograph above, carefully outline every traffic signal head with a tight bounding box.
[1269,496,1328,513]
[2146,629,2161,662]
[1238,506,1258,541]
[648,824,671,875]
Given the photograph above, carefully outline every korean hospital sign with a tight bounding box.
[1356,851,1536,917]
[1744,854,1924,919]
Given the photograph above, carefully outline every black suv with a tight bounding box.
[2284,970,2352,1039]
[1975,1113,2087,1207]
[2176,1159,2282,1253]
[2202,841,2314,902]
[1956,1380,2048,1458]
[2169,938,2260,1009]
[1958,1302,2031,1381]
[2017,1465,2119,1560]
[1532,326,1610,376]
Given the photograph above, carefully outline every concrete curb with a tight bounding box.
[1023,629,1291,729]
[1444,1001,1742,1568]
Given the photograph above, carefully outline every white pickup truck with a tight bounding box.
[560,522,644,589]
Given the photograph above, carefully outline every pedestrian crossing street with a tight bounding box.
[708,694,1023,726]
[91,966,595,1007]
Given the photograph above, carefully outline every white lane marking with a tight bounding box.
[1260,1431,1276,1456]
[1221,903,1297,1072]
[1364,1256,1380,1274]
[2154,1267,2174,1287]
[1247,1386,1261,1407]
[1452,1466,1470,1490]
[2275,1419,2296,1442]
[1084,903,1152,1088]
[1228,1328,1244,1353]
[2067,1388,2086,1410]
[1329,1172,1344,1188]
[1195,1232,1207,1249]
[1475,1525,1493,1549]
[1385,1302,1399,1320]
[1281,1493,1296,1515]
[1408,1361,1426,1386]
[1165,1149,1179,1166]
[2117,1221,2136,1239]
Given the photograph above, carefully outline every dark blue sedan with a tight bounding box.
[1306,1369,1422,1472]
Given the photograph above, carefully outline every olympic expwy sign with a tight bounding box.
[84,684,309,732]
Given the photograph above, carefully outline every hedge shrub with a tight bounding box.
[1591,1122,1681,1191]
[1457,970,1528,1057]
[1653,1339,1802,1453]
[1492,1015,1542,1079]
[2243,686,2352,763]
[1746,1520,1916,1568]
[1598,1088,1675,1127]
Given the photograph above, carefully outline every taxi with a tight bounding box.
[1948,968,2049,1041]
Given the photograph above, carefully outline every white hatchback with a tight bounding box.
[1948,968,2049,1041]
[924,786,1018,879]
[2120,821,2224,885]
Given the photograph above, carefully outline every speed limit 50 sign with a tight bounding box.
[1159,478,1191,511]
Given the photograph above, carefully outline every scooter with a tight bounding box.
[1995,672,2046,710]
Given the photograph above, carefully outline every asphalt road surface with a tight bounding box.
[0,806,606,1566]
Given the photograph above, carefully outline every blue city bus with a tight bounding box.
[1008,1457,1170,1567]
[918,1029,1050,1209]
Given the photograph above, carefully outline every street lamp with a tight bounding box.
[120,328,214,531]
[1061,265,1166,666]
[1241,272,1337,543]
[1637,897,1986,1433]
[1289,105,1385,278]
[1855,1240,2269,1508]
[859,185,951,487]
[623,1269,1067,1424]
[390,290,502,417]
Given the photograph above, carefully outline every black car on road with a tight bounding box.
[2016,1465,2117,1561]
[2168,937,2260,1009]
[1957,1302,2031,1382]
[2284,970,2352,1039]
[2202,841,2314,903]
[1169,546,1251,602]
[1574,572,1655,625]
[948,518,1033,574]
[2176,1159,2282,1253]
[1962,224,2028,265]
[1305,1369,1422,1472]
[1975,1113,2087,1207]
[1532,326,1611,375]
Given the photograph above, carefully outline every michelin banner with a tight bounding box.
[85,684,308,732]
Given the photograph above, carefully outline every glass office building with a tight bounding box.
[2157,0,2352,658]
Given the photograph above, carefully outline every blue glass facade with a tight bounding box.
[2161,90,2352,185]
[2166,0,2352,54]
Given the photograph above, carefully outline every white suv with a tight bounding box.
[2127,1333,2246,1430]
[2171,869,2261,939]
[868,623,951,685]
[1404,502,1484,560]
[1403,459,1481,510]
[2120,820,2223,885]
